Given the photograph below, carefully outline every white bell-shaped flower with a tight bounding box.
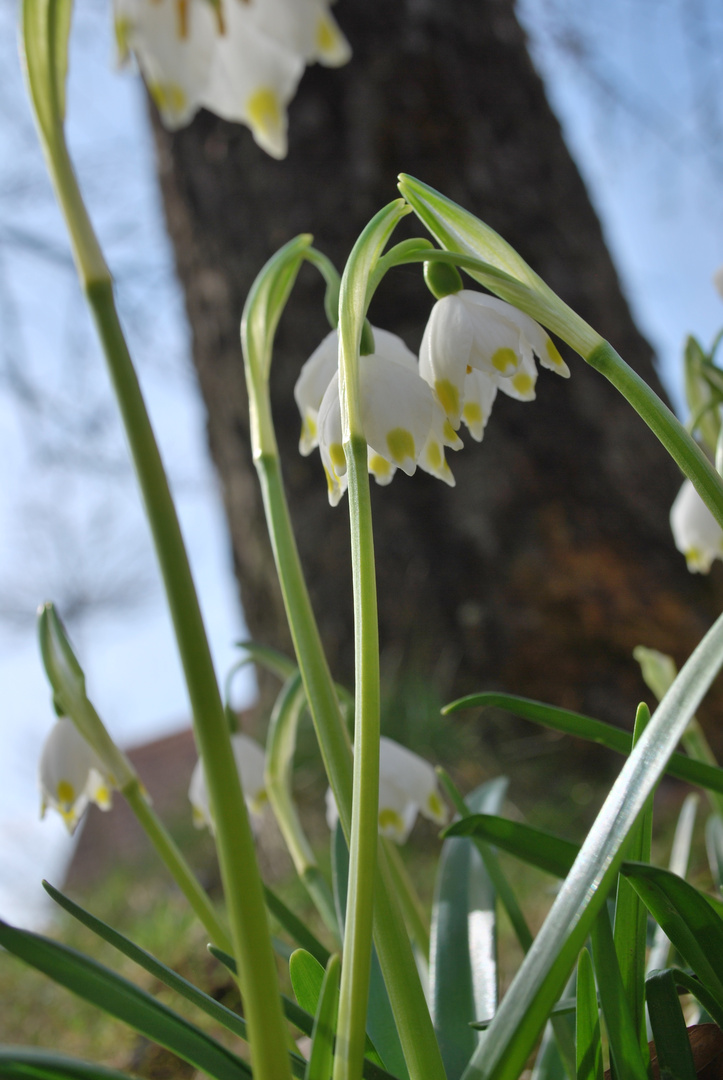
[300,327,460,505]
[39,718,113,835]
[114,0,218,130]
[189,732,268,831]
[420,291,570,432]
[325,736,448,844]
[670,478,723,573]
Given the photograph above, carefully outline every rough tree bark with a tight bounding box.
[149,0,723,744]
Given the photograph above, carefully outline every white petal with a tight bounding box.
[115,0,217,129]
[243,0,350,67]
[419,293,473,428]
[496,349,538,402]
[377,779,418,843]
[294,329,339,454]
[359,354,434,477]
[379,737,447,826]
[189,732,267,830]
[201,5,304,158]
[670,479,723,573]
[418,399,459,486]
[317,372,348,505]
[493,299,570,377]
[461,369,498,441]
[39,718,113,835]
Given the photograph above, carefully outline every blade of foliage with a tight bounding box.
[646,969,698,1080]
[332,823,409,1080]
[529,970,577,1080]
[612,703,653,1059]
[664,968,723,1030]
[235,641,298,681]
[444,692,723,797]
[438,769,532,954]
[263,884,331,968]
[623,862,723,1010]
[459,607,723,1080]
[706,815,723,893]
[305,953,340,1080]
[430,780,506,1080]
[42,882,249,1041]
[0,1048,137,1080]
[576,949,602,1080]
[589,908,648,1080]
[445,815,578,879]
[0,920,251,1080]
[646,795,700,975]
[529,1021,570,1080]
[208,944,315,1040]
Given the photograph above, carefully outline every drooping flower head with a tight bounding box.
[39,717,114,834]
[419,290,570,437]
[670,478,723,573]
[189,732,268,830]
[326,736,448,844]
[295,326,461,506]
[114,0,351,157]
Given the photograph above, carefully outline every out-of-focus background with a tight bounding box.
[1,0,722,933]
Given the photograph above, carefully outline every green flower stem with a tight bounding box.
[121,778,231,953]
[253,450,446,1080]
[587,341,723,527]
[380,840,430,959]
[333,437,380,1080]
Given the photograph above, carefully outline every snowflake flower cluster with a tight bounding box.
[295,291,570,505]
[114,0,351,157]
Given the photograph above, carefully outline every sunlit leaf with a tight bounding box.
[576,949,602,1080]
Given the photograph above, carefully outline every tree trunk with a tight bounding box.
[149,0,723,747]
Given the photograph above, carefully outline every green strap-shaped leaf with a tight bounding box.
[444,814,578,879]
[332,822,408,1080]
[430,780,506,1080]
[589,909,648,1080]
[660,968,723,1030]
[306,954,341,1080]
[42,882,249,1042]
[706,814,723,893]
[0,1047,135,1080]
[612,702,653,1060]
[646,969,698,1080]
[263,883,331,968]
[576,949,602,1080]
[0,920,251,1080]
[443,692,723,797]
[623,862,723,1011]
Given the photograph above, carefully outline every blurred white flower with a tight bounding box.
[325,736,448,844]
[114,0,350,157]
[296,327,461,506]
[419,291,569,436]
[670,478,723,573]
[189,732,267,830]
[39,718,113,835]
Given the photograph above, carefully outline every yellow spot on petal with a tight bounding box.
[466,364,473,374]
[114,17,131,62]
[149,82,188,116]
[316,15,337,53]
[329,442,346,469]
[546,338,564,367]
[247,87,282,147]
[492,347,518,373]
[443,419,458,442]
[94,785,112,810]
[426,440,442,470]
[324,465,335,497]
[369,454,391,478]
[379,808,405,835]
[306,415,317,440]
[427,791,445,821]
[387,428,415,465]
[435,378,460,419]
[56,780,75,807]
[192,805,207,829]
[463,402,482,425]
[512,372,534,395]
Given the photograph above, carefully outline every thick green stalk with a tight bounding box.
[122,779,231,953]
[333,438,381,1080]
[254,452,446,1080]
[84,281,290,1080]
[587,341,723,527]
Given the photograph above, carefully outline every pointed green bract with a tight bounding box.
[397,174,601,357]
[645,970,698,1080]
[21,0,72,143]
[589,910,648,1080]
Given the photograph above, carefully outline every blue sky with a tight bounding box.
[1,0,721,928]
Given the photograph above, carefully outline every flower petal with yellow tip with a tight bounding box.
[39,718,114,835]
[670,479,723,573]
[189,732,267,832]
